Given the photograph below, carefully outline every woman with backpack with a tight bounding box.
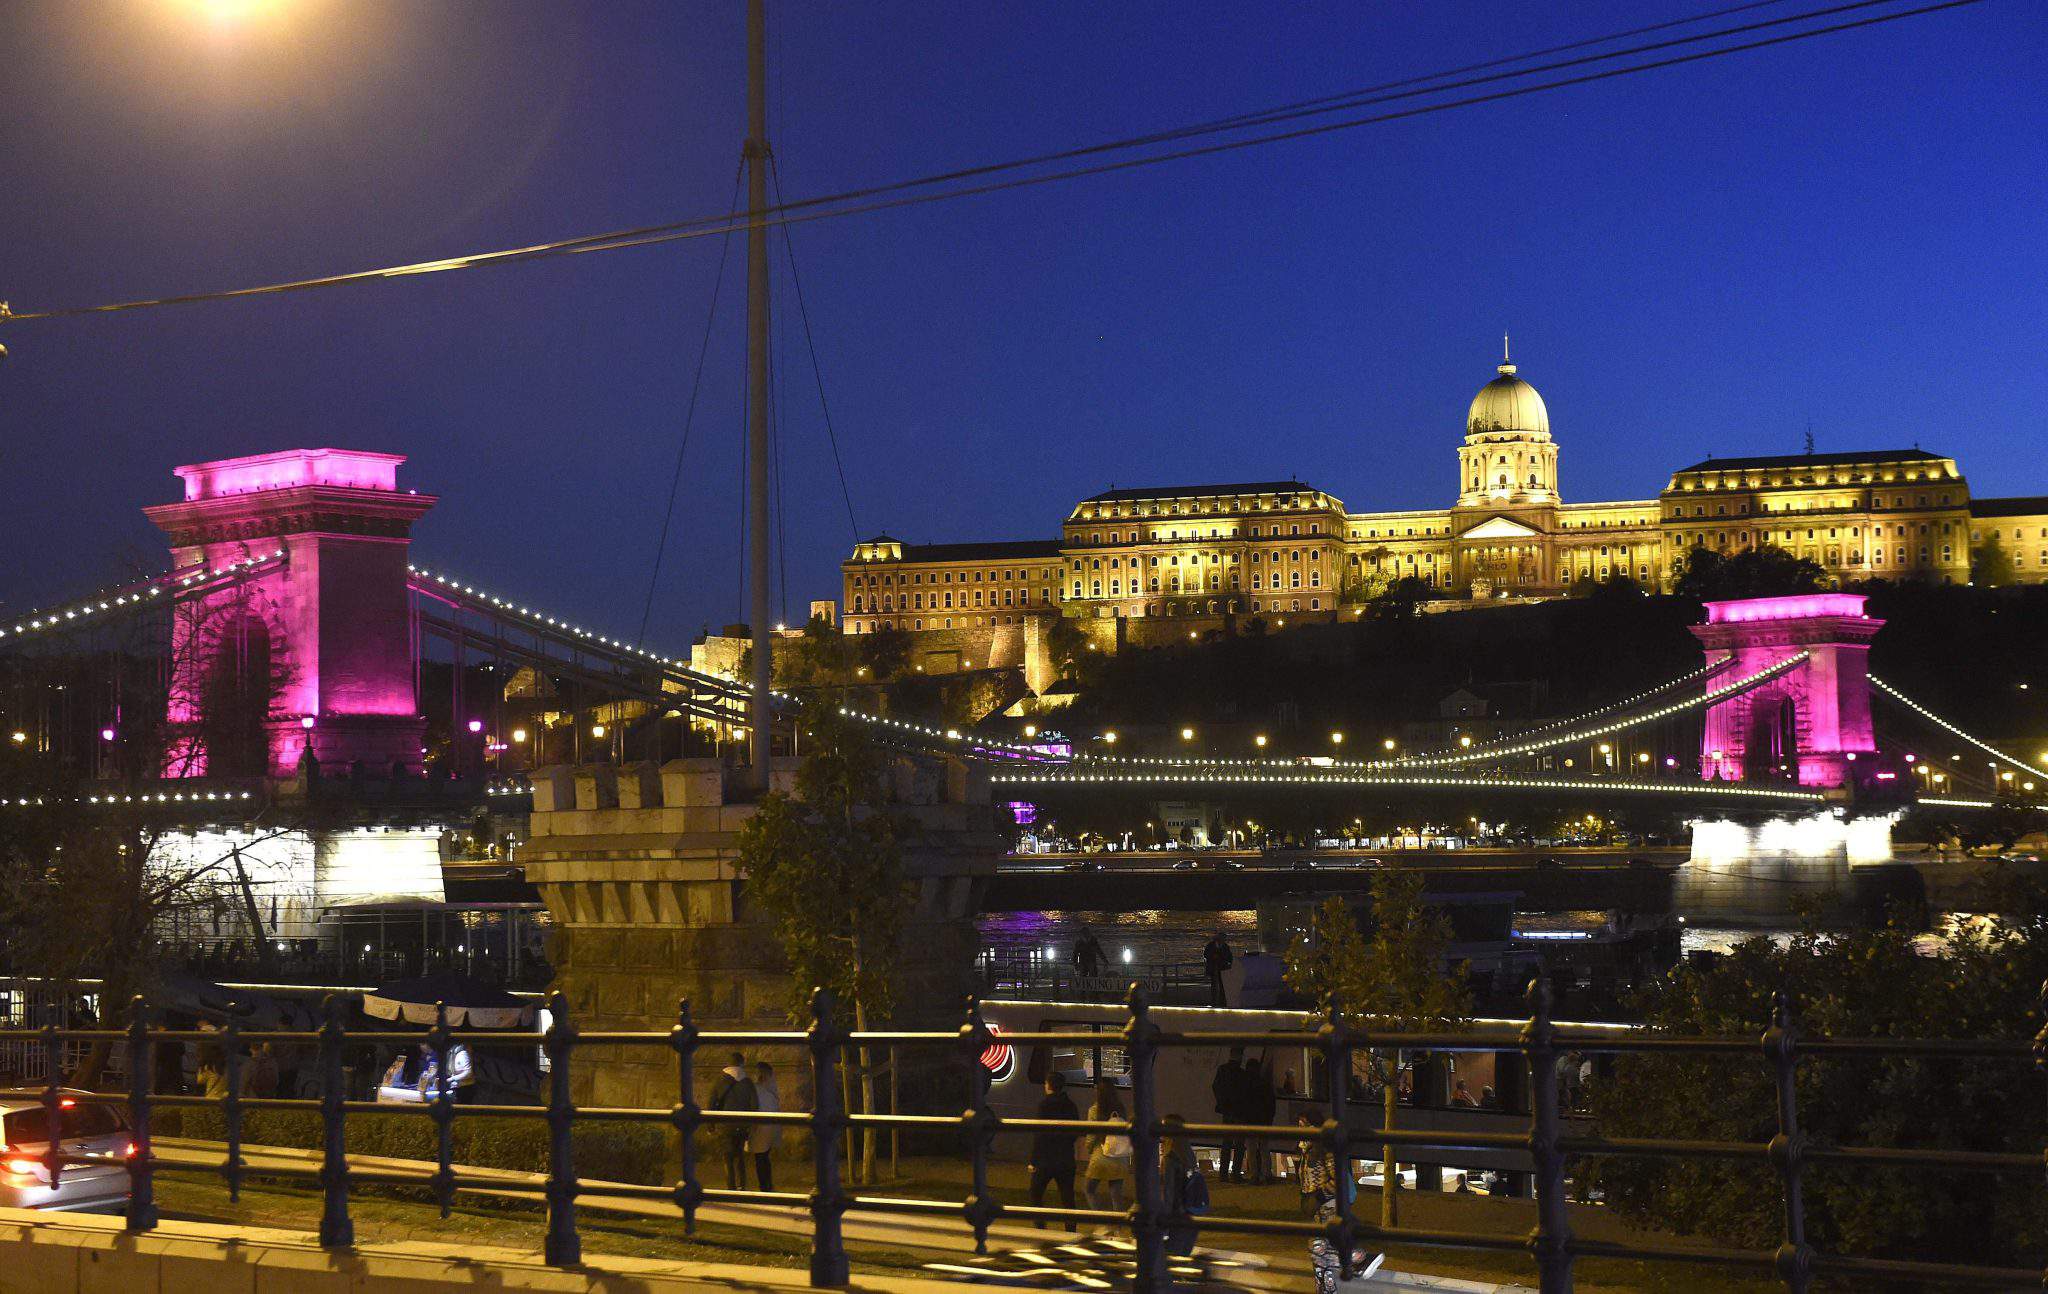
[1082,1080,1133,1227]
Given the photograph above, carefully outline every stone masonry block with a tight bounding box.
[660,757,725,807]
[527,765,576,816]
[572,762,618,811]
[616,760,663,809]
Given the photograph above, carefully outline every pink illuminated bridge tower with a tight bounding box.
[144,449,437,778]
[1690,592,1882,789]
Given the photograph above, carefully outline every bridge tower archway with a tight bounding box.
[1691,593,1881,788]
[144,449,438,777]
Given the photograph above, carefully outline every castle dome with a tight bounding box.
[1467,351,1549,438]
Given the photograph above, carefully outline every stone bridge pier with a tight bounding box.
[1685,592,1895,889]
[1691,592,1882,789]
[143,448,436,778]
[521,754,1005,1109]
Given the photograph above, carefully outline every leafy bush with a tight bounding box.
[1588,904,2048,1272]
[170,1105,672,1185]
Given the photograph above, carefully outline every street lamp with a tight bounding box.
[1458,735,1473,749]
[1382,738,1396,752]
[1254,734,1268,749]
[1101,730,1117,745]
[1180,727,1195,742]
[1329,731,1344,746]
[591,723,607,739]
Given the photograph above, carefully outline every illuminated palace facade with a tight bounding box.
[841,351,2048,670]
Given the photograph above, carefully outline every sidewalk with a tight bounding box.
[152,1139,1530,1290]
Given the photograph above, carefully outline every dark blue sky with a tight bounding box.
[2,1,2042,647]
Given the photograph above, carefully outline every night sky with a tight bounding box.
[1,1,2042,649]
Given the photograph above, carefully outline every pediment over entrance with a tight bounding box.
[1459,515,1541,540]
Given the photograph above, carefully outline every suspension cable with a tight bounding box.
[637,163,744,646]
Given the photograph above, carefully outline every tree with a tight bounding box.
[1340,548,1391,605]
[734,706,913,1184]
[1970,532,2016,587]
[1044,616,1088,679]
[1588,901,2048,1270]
[0,574,296,1077]
[1672,543,1831,601]
[1367,576,1435,621]
[1284,872,1471,1226]
[856,625,914,682]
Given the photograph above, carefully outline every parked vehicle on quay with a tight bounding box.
[0,1089,133,1212]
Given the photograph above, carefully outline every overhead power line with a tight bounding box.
[0,0,1990,325]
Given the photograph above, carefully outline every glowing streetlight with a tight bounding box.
[1022,724,1038,738]
[299,716,315,731]
[1329,731,1344,746]
[1382,738,1396,752]
[466,719,483,734]
[591,723,607,739]
[1101,730,1117,745]
[100,727,116,742]
[1180,727,1195,742]
[1254,734,1268,748]
[1458,735,1473,748]
[512,727,528,744]
[8,731,24,745]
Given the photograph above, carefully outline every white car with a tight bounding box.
[0,1089,134,1213]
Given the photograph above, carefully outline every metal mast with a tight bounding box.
[744,0,773,788]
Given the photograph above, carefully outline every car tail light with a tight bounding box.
[122,1142,137,1159]
[58,1098,75,1109]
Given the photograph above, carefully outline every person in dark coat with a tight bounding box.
[1073,929,1108,980]
[1202,933,1233,1006]
[708,1051,758,1189]
[1244,1056,1278,1183]
[1027,1072,1082,1230]
[1212,1046,1249,1182]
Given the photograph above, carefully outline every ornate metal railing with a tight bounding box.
[1,980,2041,1292]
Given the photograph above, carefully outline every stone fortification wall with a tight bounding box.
[520,756,1004,1109]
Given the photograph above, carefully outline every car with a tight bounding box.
[0,1088,133,1213]
[1209,859,1243,871]
[1171,859,1200,870]
[1290,858,1319,871]
[1063,859,1102,872]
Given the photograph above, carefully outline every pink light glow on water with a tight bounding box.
[1704,593,1868,624]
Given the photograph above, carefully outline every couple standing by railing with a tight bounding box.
[707,1050,783,1191]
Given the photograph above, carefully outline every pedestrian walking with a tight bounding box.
[1027,1071,1082,1230]
[709,1051,758,1190]
[1202,932,1233,1006]
[1081,1080,1132,1228]
[1295,1113,1336,1217]
[748,1061,781,1191]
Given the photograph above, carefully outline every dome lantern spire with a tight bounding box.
[1499,332,1515,376]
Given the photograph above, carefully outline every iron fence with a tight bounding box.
[1,979,2042,1292]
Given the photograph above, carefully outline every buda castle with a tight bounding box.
[840,348,2046,680]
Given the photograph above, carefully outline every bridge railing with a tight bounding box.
[1,983,2040,1292]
